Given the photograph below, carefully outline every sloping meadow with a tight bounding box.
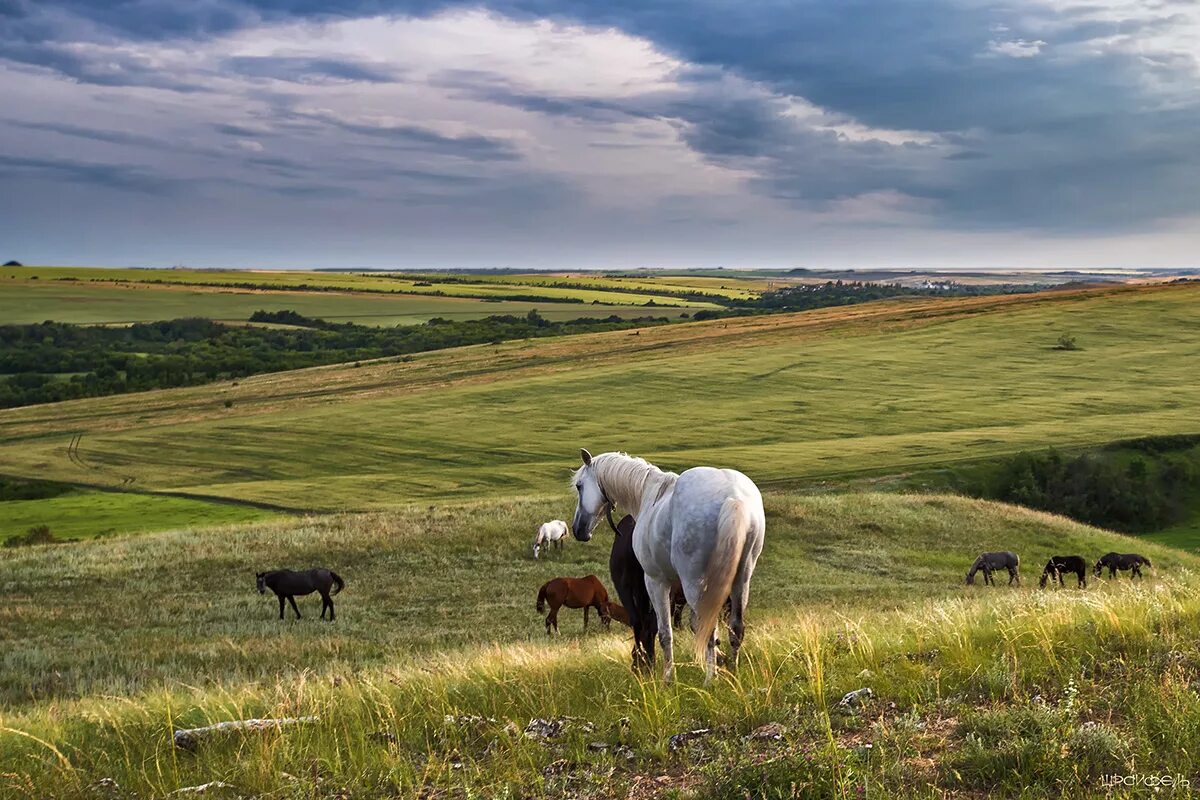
[2,493,1197,797]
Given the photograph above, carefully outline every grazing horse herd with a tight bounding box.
[253,447,1159,684]
[964,550,1153,590]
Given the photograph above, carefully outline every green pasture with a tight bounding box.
[0,266,721,308]
[12,491,1172,707]
[399,270,764,299]
[1,283,1195,524]
[1,492,1195,797]
[0,489,276,544]
[0,278,691,327]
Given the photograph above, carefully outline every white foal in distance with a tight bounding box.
[570,449,765,684]
[532,519,569,559]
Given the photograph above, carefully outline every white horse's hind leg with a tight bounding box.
[705,627,719,684]
[727,531,763,671]
[646,577,674,683]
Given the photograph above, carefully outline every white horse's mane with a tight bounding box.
[572,451,678,513]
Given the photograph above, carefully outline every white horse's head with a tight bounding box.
[570,448,609,542]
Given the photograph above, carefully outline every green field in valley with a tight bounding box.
[0,488,276,541]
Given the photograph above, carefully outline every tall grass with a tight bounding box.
[2,493,1187,708]
[2,493,1197,797]
[4,575,1199,797]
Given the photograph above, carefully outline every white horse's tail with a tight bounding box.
[693,497,750,669]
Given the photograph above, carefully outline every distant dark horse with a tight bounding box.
[966,551,1020,586]
[257,568,344,620]
[1039,555,1087,588]
[536,575,611,635]
[1094,552,1152,579]
[608,513,658,669]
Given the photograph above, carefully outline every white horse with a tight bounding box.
[570,449,765,683]
[532,519,569,559]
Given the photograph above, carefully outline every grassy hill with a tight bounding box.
[1,282,1197,540]
[3,280,1199,797]
[1,493,1196,797]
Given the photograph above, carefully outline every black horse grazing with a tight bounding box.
[608,513,658,670]
[1094,552,1152,579]
[966,551,1020,586]
[1039,555,1087,588]
[257,568,344,620]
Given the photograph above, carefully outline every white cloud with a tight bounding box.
[986,38,1047,58]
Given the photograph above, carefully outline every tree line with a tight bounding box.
[0,310,671,408]
[976,438,1200,532]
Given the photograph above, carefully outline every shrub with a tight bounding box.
[1054,333,1080,350]
[701,745,855,799]
[1067,722,1129,779]
[3,525,62,548]
[987,446,1198,531]
[944,705,1064,792]
[0,478,71,502]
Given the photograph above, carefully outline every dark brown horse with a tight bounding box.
[608,602,631,627]
[1094,552,1152,579]
[1040,555,1087,588]
[536,575,611,635]
[257,568,344,620]
[608,513,658,669]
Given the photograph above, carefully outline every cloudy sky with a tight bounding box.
[1,0,1198,270]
